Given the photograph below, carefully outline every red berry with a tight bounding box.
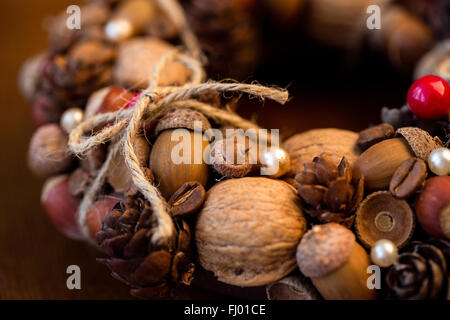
[407,75,450,120]
[125,92,142,109]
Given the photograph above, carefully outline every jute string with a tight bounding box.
[68,0,289,246]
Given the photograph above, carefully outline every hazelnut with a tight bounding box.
[18,52,46,102]
[296,223,376,300]
[354,126,441,191]
[415,176,450,239]
[28,124,75,178]
[195,177,306,287]
[41,175,82,240]
[86,194,124,239]
[283,128,360,176]
[355,191,415,248]
[150,109,211,199]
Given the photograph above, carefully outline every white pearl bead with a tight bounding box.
[428,148,450,176]
[61,108,84,134]
[105,19,133,42]
[370,239,398,268]
[261,147,291,178]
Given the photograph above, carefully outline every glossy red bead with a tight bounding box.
[407,75,450,120]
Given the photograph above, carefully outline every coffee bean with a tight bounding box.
[389,158,427,199]
[169,181,206,217]
[357,123,395,150]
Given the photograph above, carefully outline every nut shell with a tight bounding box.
[113,37,191,89]
[28,124,75,177]
[396,127,441,160]
[195,177,306,287]
[155,108,211,135]
[355,191,415,248]
[296,223,355,278]
[283,128,360,176]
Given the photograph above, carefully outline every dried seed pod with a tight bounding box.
[169,181,206,218]
[296,223,376,300]
[283,128,360,176]
[357,123,395,150]
[266,274,321,300]
[355,191,415,248]
[113,38,191,89]
[28,124,75,178]
[389,158,427,199]
[195,177,306,287]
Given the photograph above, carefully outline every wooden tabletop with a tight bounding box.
[0,0,412,299]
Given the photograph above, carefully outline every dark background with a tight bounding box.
[0,0,411,299]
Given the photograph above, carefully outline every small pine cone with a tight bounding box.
[96,195,195,299]
[385,239,450,300]
[39,41,115,111]
[183,0,261,79]
[295,153,364,228]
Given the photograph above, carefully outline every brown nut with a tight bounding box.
[389,157,427,199]
[154,109,211,136]
[283,128,360,176]
[196,177,306,287]
[80,144,107,176]
[209,137,254,178]
[168,181,206,218]
[28,124,75,178]
[18,52,46,101]
[415,176,450,239]
[357,123,395,150]
[113,38,191,89]
[296,223,376,300]
[355,191,415,248]
[354,138,414,190]
[266,274,321,300]
[68,168,92,198]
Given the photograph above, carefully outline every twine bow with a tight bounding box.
[68,0,289,246]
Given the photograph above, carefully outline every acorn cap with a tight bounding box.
[396,127,441,161]
[296,223,355,278]
[355,191,415,248]
[154,108,211,135]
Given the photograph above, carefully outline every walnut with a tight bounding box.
[195,177,307,287]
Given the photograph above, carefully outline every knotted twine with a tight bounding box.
[68,0,289,246]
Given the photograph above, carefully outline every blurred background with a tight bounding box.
[0,0,446,299]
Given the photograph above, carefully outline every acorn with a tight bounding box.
[355,191,415,248]
[415,177,450,239]
[354,127,441,190]
[296,223,377,300]
[149,109,211,199]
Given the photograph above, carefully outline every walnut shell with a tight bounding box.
[283,128,360,176]
[195,177,307,287]
[113,37,191,89]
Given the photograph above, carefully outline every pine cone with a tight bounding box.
[183,0,261,79]
[39,41,116,112]
[294,153,364,228]
[386,239,450,300]
[96,195,195,299]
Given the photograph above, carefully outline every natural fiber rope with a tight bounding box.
[69,0,289,245]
